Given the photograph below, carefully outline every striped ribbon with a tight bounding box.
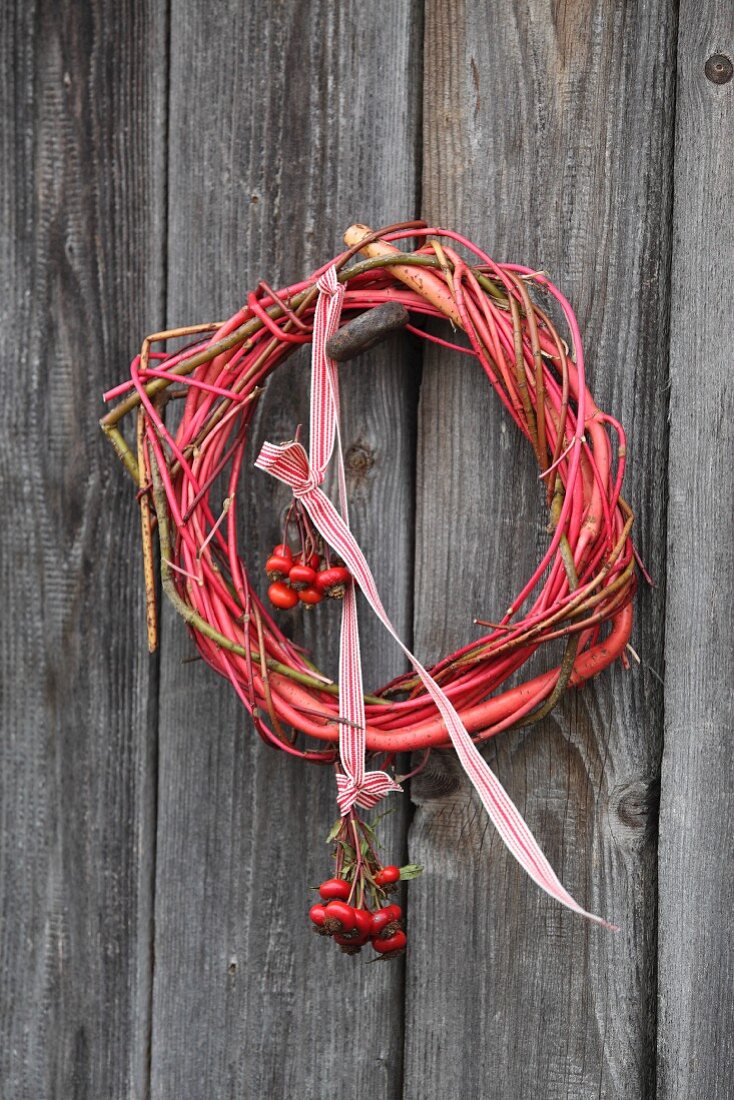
[255,266,613,928]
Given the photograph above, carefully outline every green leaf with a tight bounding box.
[399,863,424,880]
[325,818,343,844]
[364,807,396,836]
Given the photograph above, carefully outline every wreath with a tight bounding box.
[102,219,637,957]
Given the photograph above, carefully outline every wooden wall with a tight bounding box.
[1,2,732,1097]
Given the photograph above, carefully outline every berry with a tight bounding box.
[265,553,292,580]
[268,581,298,609]
[273,543,293,562]
[384,903,402,922]
[323,900,355,933]
[298,585,323,605]
[319,878,351,902]
[315,566,351,598]
[304,552,321,571]
[309,903,327,927]
[334,931,368,955]
[372,929,407,955]
[289,563,317,590]
[375,865,400,886]
[370,908,397,937]
[352,908,373,939]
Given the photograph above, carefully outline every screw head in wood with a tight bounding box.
[704,54,733,85]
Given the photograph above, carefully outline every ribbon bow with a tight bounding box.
[256,266,612,927]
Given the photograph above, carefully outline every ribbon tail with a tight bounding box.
[337,577,402,815]
[449,728,618,929]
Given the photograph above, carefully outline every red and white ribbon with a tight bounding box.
[256,266,612,928]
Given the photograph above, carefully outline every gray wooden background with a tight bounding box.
[2,1,732,1097]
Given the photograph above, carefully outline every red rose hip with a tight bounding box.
[352,908,373,939]
[265,553,293,579]
[323,900,356,932]
[334,930,370,948]
[268,581,298,609]
[372,929,407,954]
[298,586,323,605]
[309,903,327,927]
[315,566,351,598]
[319,878,351,902]
[288,563,317,590]
[370,908,397,937]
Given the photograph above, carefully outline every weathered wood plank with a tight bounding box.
[0,1,165,1097]
[658,10,734,1098]
[151,3,421,1096]
[407,3,675,1097]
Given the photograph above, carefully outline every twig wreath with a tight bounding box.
[102,220,638,957]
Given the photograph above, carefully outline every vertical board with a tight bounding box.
[407,3,675,1097]
[152,3,421,1096]
[0,1,165,1097]
[658,8,734,1098]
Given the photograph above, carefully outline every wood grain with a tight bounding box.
[658,6,734,1097]
[407,3,675,1097]
[6,3,734,1096]
[151,3,421,1096]
[0,1,165,1097]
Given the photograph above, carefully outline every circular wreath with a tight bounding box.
[103,219,636,947]
[103,219,636,768]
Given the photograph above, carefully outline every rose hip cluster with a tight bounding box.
[265,542,351,610]
[309,867,406,958]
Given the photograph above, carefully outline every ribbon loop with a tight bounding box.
[255,439,322,499]
[336,769,402,814]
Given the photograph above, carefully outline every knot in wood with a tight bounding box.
[609,778,659,847]
[411,755,463,803]
[345,441,375,483]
